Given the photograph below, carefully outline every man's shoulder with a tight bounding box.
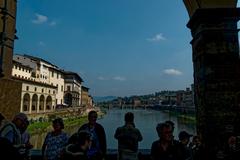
[0,122,16,134]
[95,123,104,129]
[151,140,160,146]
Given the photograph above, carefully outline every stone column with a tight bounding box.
[20,95,23,112]
[0,0,17,78]
[37,94,40,113]
[29,97,32,114]
[187,8,240,157]
[43,95,46,112]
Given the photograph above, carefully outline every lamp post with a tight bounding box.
[183,0,240,158]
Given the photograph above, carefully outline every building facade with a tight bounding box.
[64,71,83,107]
[10,54,91,116]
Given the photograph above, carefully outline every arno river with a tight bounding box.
[30,109,196,149]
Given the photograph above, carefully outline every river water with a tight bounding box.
[30,109,196,149]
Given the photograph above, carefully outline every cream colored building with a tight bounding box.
[11,60,57,114]
[18,78,57,113]
[13,54,65,106]
[11,54,93,115]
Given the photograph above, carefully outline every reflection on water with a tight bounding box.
[30,109,196,149]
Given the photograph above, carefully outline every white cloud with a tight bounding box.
[113,76,126,81]
[97,76,108,81]
[38,41,46,47]
[49,21,57,26]
[163,69,183,76]
[32,13,48,24]
[147,33,166,42]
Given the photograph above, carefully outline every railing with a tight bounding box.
[30,149,152,160]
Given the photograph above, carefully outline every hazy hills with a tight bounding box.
[93,96,117,103]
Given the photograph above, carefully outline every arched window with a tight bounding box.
[23,93,30,112]
[39,95,45,111]
[46,96,52,110]
[32,94,38,111]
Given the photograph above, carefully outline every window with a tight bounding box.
[49,90,51,94]
[42,88,44,93]
[52,71,54,77]
[61,85,63,92]
[53,91,55,94]
[15,65,17,69]
[67,86,70,91]
[57,73,59,79]
[61,99,62,104]
[35,87,37,91]
[26,86,29,91]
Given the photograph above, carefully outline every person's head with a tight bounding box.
[77,131,93,150]
[88,111,98,125]
[125,112,134,123]
[165,120,175,133]
[178,131,193,145]
[12,113,29,134]
[156,122,172,142]
[52,118,64,132]
[192,135,201,145]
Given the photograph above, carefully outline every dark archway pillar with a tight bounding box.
[187,8,240,158]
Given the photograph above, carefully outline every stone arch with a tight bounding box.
[39,95,45,111]
[46,96,52,110]
[23,93,30,112]
[64,93,72,106]
[32,94,38,111]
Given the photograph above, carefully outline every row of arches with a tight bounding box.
[64,92,81,107]
[22,93,53,112]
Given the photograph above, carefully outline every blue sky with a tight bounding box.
[15,0,194,97]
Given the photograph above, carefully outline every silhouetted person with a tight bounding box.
[62,131,93,160]
[42,118,68,160]
[189,135,203,160]
[114,112,143,160]
[0,112,29,160]
[78,111,106,160]
[151,122,180,160]
[178,131,193,160]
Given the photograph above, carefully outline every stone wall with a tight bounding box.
[0,78,22,119]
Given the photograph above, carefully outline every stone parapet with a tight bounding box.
[0,78,22,119]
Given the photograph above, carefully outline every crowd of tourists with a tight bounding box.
[0,111,239,160]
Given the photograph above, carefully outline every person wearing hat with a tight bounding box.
[178,131,193,160]
[0,112,29,145]
[0,112,29,160]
